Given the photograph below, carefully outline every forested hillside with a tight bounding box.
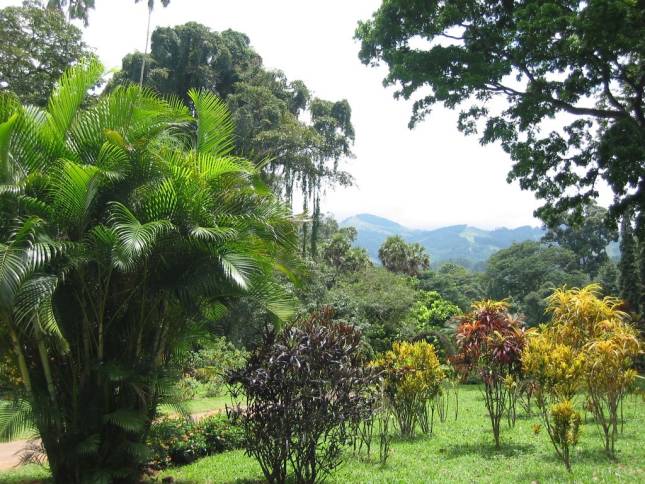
[341,213,543,268]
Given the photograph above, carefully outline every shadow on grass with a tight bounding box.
[442,441,537,460]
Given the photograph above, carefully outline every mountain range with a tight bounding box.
[340,213,545,270]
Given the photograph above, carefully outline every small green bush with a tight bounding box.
[147,414,243,468]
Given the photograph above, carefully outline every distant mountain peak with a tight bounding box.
[339,213,543,270]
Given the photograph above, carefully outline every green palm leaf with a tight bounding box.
[14,276,68,350]
[0,243,26,307]
[51,160,101,228]
[46,58,103,141]
[0,399,35,443]
[0,113,18,182]
[218,251,264,290]
[188,89,235,156]
[103,410,146,433]
[108,202,173,269]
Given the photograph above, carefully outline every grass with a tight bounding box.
[1,386,643,483]
[155,385,645,483]
[0,465,50,483]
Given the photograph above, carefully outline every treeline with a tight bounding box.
[0,1,354,255]
[217,207,643,356]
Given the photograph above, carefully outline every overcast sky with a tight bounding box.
[3,0,610,229]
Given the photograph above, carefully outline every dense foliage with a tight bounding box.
[229,308,376,483]
[147,414,244,468]
[484,241,589,323]
[324,266,417,353]
[111,22,355,254]
[356,0,645,228]
[542,202,617,278]
[0,61,296,482]
[378,235,429,277]
[321,227,371,274]
[619,211,642,315]
[418,263,485,312]
[0,2,93,107]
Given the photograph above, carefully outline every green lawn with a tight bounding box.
[156,385,645,484]
[2,386,643,483]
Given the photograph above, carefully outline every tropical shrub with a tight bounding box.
[549,400,582,471]
[401,290,461,359]
[453,300,527,448]
[147,414,244,468]
[229,308,376,484]
[522,328,585,470]
[325,266,417,353]
[0,60,297,482]
[373,340,445,437]
[547,285,640,457]
[185,336,248,396]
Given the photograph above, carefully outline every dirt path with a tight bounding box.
[0,406,227,471]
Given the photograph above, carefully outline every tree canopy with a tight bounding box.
[111,22,355,254]
[356,0,645,225]
[542,202,617,278]
[0,2,92,106]
[378,235,430,277]
[484,241,588,324]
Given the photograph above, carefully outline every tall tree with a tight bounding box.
[484,241,588,324]
[638,212,645,312]
[418,263,485,312]
[0,2,92,106]
[356,0,644,226]
[46,0,95,25]
[542,202,618,278]
[134,0,171,86]
[0,60,297,482]
[378,235,430,277]
[47,0,170,26]
[618,211,641,315]
[112,23,355,254]
[321,227,371,274]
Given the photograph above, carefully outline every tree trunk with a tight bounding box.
[139,7,153,87]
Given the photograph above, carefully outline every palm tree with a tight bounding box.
[0,59,297,482]
[136,0,172,86]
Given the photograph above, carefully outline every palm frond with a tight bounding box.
[51,160,101,227]
[189,226,239,243]
[0,243,27,307]
[0,399,35,443]
[14,276,67,349]
[219,252,261,290]
[188,89,235,156]
[96,141,130,182]
[74,434,101,456]
[46,58,104,141]
[0,113,18,182]
[108,202,173,270]
[196,153,253,180]
[103,410,146,433]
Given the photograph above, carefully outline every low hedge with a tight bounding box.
[147,413,244,468]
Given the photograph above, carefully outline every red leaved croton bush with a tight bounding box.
[453,300,527,448]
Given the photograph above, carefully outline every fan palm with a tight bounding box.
[0,58,297,483]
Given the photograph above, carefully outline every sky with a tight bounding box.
[2,0,609,229]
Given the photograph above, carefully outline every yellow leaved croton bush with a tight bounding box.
[373,340,445,437]
[522,284,641,468]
